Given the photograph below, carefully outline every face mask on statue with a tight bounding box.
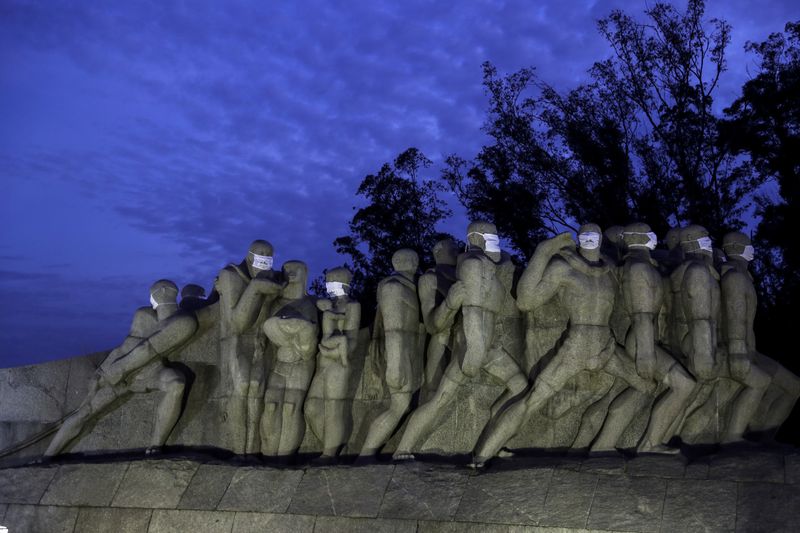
[150,294,159,309]
[325,281,348,297]
[467,232,501,253]
[250,252,273,270]
[578,232,601,250]
[624,231,658,250]
[697,236,713,252]
[740,245,754,262]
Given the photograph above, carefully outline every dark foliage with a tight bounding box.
[723,22,800,375]
[444,0,760,258]
[334,147,453,321]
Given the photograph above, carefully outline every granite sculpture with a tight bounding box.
[43,280,196,458]
[305,267,361,460]
[358,249,422,459]
[260,260,319,457]
[216,240,284,454]
[394,222,527,460]
[1,217,797,467]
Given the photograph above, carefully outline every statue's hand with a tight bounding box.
[252,276,282,294]
[729,352,752,381]
[445,281,466,310]
[537,232,575,256]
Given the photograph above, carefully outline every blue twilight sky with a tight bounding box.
[0,1,796,367]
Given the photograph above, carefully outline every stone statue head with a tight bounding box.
[392,248,419,277]
[722,231,754,263]
[149,279,179,309]
[432,238,458,266]
[247,239,274,277]
[622,222,657,251]
[325,267,353,297]
[679,225,713,257]
[577,222,602,261]
[181,284,206,300]
[665,227,682,251]
[281,260,308,288]
[466,220,501,254]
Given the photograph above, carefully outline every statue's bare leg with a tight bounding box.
[424,335,449,396]
[304,373,324,444]
[723,365,770,443]
[222,340,251,455]
[461,307,495,377]
[260,377,284,456]
[149,368,186,452]
[638,362,694,452]
[44,385,118,457]
[322,398,347,457]
[278,388,308,456]
[359,391,412,457]
[483,350,527,418]
[245,351,266,455]
[394,359,466,459]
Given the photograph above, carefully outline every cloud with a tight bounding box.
[0,0,796,364]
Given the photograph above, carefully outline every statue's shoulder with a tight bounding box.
[130,307,158,337]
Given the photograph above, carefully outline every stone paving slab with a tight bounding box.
[625,455,686,478]
[148,509,234,533]
[736,481,800,533]
[314,514,417,532]
[2,503,78,533]
[178,463,236,510]
[709,450,785,483]
[288,464,394,517]
[785,452,799,484]
[379,462,470,521]
[41,462,129,507]
[661,478,737,533]
[587,474,666,533]
[0,465,58,504]
[455,466,552,525]
[231,511,316,533]
[217,466,303,513]
[112,459,197,509]
[74,507,153,533]
[1,448,799,532]
[537,468,598,529]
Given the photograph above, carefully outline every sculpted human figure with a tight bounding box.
[305,267,361,460]
[671,225,769,443]
[589,223,695,453]
[720,232,800,436]
[43,280,196,458]
[418,238,459,396]
[471,224,656,467]
[393,222,527,461]
[216,240,284,454]
[260,261,319,457]
[179,284,209,311]
[359,249,421,458]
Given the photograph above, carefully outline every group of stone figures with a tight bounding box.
[40,220,799,467]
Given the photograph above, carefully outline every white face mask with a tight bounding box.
[578,232,601,250]
[325,281,347,297]
[737,245,755,262]
[250,252,273,270]
[624,231,658,250]
[467,231,501,253]
[697,236,713,252]
[150,294,159,309]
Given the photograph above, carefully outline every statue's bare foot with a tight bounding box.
[637,443,680,455]
[311,454,337,466]
[393,451,415,461]
[467,456,488,470]
[497,447,515,458]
